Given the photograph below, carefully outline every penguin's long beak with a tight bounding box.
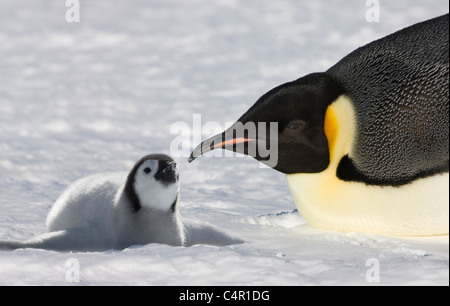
[188,125,256,163]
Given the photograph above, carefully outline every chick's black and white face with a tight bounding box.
[133,157,179,212]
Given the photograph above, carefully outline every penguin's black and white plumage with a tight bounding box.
[0,154,185,251]
[189,14,449,236]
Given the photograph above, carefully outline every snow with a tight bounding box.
[1,0,448,286]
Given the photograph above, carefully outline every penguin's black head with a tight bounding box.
[189,73,344,174]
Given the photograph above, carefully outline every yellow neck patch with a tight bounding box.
[324,106,338,159]
[323,95,356,165]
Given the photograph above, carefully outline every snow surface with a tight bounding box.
[0,0,448,286]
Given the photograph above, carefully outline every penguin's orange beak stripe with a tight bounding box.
[212,138,254,150]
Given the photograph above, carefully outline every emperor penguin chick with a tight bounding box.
[0,154,185,252]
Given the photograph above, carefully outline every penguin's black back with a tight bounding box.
[327,14,449,185]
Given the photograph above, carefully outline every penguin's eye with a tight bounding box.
[143,167,152,174]
[286,120,307,131]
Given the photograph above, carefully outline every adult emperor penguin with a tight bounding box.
[0,154,185,251]
[189,14,449,236]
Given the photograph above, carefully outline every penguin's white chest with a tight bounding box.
[287,96,449,236]
[287,169,449,236]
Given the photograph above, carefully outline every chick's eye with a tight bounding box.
[286,120,307,131]
[143,167,152,174]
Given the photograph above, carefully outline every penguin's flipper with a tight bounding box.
[0,240,24,251]
[0,231,79,251]
[0,227,113,252]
